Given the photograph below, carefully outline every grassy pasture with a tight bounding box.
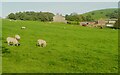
[2,19,118,73]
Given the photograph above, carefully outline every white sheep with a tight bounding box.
[15,35,20,40]
[37,39,47,47]
[21,26,26,29]
[6,37,20,46]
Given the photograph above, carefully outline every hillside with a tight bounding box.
[81,8,118,20]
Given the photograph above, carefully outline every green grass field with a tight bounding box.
[2,19,118,73]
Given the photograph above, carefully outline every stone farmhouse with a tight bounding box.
[53,14,67,23]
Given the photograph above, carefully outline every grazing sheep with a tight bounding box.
[15,35,20,41]
[21,26,26,29]
[37,39,47,47]
[6,37,20,46]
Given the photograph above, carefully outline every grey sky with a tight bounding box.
[1,0,119,2]
[1,2,118,18]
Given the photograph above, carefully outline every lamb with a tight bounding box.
[21,26,26,29]
[37,39,47,47]
[15,35,20,41]
[6,37,20,46]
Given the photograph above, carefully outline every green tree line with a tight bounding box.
[65,13,94,22]
[7,10,118,22]
[7,11,55,22]
[105,10,118,19]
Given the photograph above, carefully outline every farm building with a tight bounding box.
[97,19,106,26]
[105,19,118,28]
[80,22,89,26]
[53,14,67,23]
[80,21,97,27]
[79,18,118,28]
[88,22,96,25]
[80,19,106,27]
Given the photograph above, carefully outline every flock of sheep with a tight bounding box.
[6,27,47,47]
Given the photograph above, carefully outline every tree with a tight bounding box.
[100,12,103,14]
[65,14,81,22]
[91,12,95,15]
[7,13,16,20]
[80,15,86,21]
[105,11,118,19]
[84,15,94,21]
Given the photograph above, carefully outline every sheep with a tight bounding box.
[21,26,26,29]
[6,37,20,46]
[37,39,47,47]
[15,35,20,41]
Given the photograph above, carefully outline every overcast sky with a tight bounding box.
[1,0,120,2]
[1,2,118,18]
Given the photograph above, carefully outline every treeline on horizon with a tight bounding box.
[7,11,95,22]
[7,11,55,22]
[7,10,118,22]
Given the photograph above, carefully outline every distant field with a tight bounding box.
[2,19,118,73]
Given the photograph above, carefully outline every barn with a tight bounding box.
[53,14,67,23]
[97,18,106,26]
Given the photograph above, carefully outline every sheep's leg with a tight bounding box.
[42,44,45,47]
[14,44,16,46]
[43,43,46,47]
[42,43,46,47]
[44,44,46,47]
[39,44,41,47]
[8,41,10,45]
[7,41,12,45]
[40,43,43,47]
